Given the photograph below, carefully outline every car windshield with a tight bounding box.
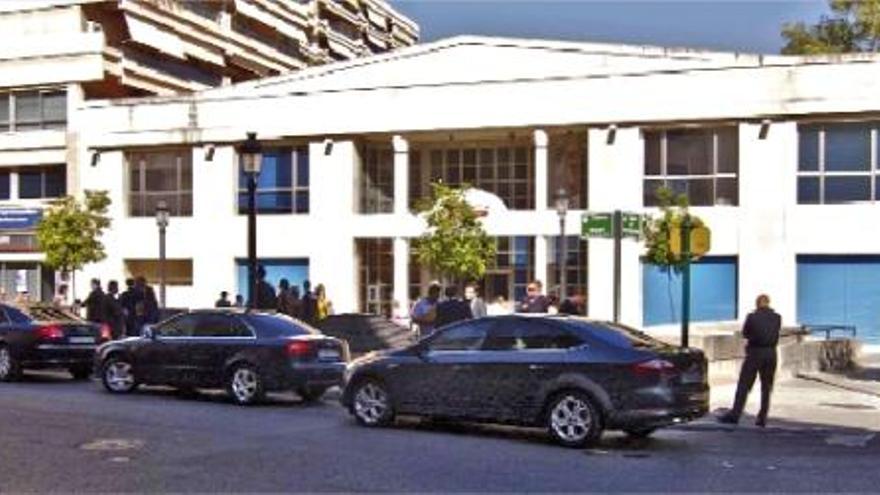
[569,320,670,349]
[241,313,321,338]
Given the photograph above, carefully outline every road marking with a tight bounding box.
[824,433,875,448]
[79,439,145,451]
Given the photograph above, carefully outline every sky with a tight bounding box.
[390,1,830,54]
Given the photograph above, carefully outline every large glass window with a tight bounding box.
[238,147,309,214]
[642,256,738,326]
[235,258,309,303]
[797,122,880,204]
[548,131,587,209]
[18,165,66,199]
[128,149,192,216]
[547,236,588,311]
[409,142,533,210]
[643,127,739,207]
[357,238,393,317]
[0,173,10,200]
[359,146,393,214]
[124,259,194,286]
[0,90,66,132]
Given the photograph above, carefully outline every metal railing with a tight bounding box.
[801,324,857,340]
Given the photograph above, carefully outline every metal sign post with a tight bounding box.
[681,215,693,349]
[582,210,644,324]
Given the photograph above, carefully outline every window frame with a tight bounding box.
[192,313,255,339]
[237,147,309,215]
[643,127,739,207]
[0,89,67,132]
[424,320,494,352]
[797,122,879,204]
[127,148,193,217]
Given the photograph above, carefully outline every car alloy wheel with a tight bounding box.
[0,346,21,382]
[102,358,136,393]
[547,391,602,448]
[352,380,393,427]
[228,364,264,405]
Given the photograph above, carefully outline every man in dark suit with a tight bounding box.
[434,286,473,329]
[718,294,782,427]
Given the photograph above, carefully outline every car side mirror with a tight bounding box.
[142,325,156,340]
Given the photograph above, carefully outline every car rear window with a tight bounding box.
[3,306,31,324]
[241,314,320,338]
[569,321,670,350]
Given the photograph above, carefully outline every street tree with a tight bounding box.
[782,0,880,54]
[36,190,112,297]
[413,183,496,286]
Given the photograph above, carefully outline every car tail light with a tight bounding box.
[36,325,64,340]
[286,340,313,358]
[632,358,677,376]
[99,324,112,341]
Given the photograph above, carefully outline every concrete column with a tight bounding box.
[393,237,409,317]
[392,135,409,215]
[65,83,85,198]
[308,140,357,313]
[535,235,548,293]
[737,122,798,324]
[587,127,643,325]
[534,129,548,211]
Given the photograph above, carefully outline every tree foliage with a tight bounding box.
[413,183,496,284]
[642,186,706,273]
[782,0,880,54]
[36,190,112,275]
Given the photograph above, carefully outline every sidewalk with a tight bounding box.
[701,346,880,432]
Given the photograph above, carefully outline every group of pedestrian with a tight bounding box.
[81,277,160,339]
[214,266,333,326]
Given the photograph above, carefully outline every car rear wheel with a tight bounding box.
[0,345,21,382]
[227,364,265,406]
[69,365,91,381]
[624,427,657,439]
[546,390,603,448]
[351,379,394,427]
[101,357,137,394]
[297,386,327,403]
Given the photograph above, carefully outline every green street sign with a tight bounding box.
[621,213,643,239]
[582,212,613,238]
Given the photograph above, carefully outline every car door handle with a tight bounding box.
[529,364,546,371]
[451,365,471,371]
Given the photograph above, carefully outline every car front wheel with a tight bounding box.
[545,390,603,448]
[0,345,21,382]
[227,363,265,406]
[101,356,138,394]
[351,379,394,427]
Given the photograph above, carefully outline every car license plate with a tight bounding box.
[68,336,94,344]
[318,349,340,360]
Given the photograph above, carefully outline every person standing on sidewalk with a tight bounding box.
[718,294,782,428]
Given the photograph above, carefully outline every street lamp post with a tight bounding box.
[555,188,570,303]
[155,200,169,309]
[238,132,263,310]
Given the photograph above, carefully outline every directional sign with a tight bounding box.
[669,225,711,259]
[0,208,42,231]
[621,212,644,239]
[581,212,613,238]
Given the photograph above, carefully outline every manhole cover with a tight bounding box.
[79,439,145,452]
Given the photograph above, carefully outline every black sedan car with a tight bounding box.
[96,310,349,405]
[342,315,708,447]
[0,303,110,382]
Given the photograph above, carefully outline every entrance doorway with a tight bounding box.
[484,270,512,304]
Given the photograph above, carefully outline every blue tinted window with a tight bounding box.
[19,171,42,199]
[642,257,738,326]
[236,258,309,303]
[797,177,820,204]
[825,176,870,203]
[296,149,309,186]
[824,123,870,172]
[0,173,9,200]
[798,256,880,345]
[798,126,819,171]
[238,147,308,214]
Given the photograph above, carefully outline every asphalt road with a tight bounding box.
[0,371,878,493]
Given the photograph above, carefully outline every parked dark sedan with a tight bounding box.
[96,309,349,405]
[0,303,110,381]
[342,315,709,447]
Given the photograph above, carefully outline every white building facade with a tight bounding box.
[75,37,880,343]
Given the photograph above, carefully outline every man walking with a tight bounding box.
[215,291,232,308]
[465,284,487,319]
[83,278,105,324]
[718,294,782,428]
[104,281,125,340]
[410,282,441,338]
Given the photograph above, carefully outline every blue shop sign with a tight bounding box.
[0,208,43,231]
